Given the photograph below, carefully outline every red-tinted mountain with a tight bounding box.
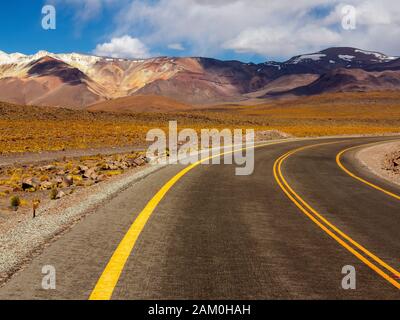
[0,47,399,109]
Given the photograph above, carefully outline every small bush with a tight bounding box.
[40,175,50,182]
[50,188,58,200]
[10,196,21,208]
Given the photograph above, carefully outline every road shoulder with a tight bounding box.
[356,140,400,187]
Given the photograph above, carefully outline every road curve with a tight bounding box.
[0,137,399,299]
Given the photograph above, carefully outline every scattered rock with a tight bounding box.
[382,151,400,173]
[40,181,53,190]
[133,157,145,166]
[56,190,66,199]
[63,175,74,187]
[41,165,56,171]
[54,177,63,185]
[78,165,89,173]
[95,174,106,183]
[107,163,119,170]
[22,178,40,191]
[126,158,138,167]
[83,167,97,179]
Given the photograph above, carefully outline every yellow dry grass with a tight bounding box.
[1,91,400,154]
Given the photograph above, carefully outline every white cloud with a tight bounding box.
[58,0,400,59]
[113,0,343,58]
[93,35,150,58]
[223,26,342,57]
[168,43,185,51]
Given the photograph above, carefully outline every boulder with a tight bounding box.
[82,167,97,179]
[22,178,40,191]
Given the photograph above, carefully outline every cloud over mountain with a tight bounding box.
[55,0,400,60]
[93,35,150,59]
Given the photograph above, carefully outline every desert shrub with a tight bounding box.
[10,196,21,208]
[50,188,58,200]
[40,175,50,182]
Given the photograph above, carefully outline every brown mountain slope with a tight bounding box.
[286,68,400,96]
[0,56,106,108]
[245,74,320,98]
[87,95,191,113]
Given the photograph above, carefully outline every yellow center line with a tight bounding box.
[89,139,294,300]
[337,142,400,201]
[273,141,400,289]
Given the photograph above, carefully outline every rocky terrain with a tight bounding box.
[357,141,400,187]
[383,149,400,174]
[0,47,399,109]
[0,152,148,219]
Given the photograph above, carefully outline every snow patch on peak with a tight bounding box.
[0,50,105,73]
[31,51,52,60]
[354,49,397,61]
[291,54,326,64]
[338,54,355,62]
[0,51,29,65]
[56,53,102,73]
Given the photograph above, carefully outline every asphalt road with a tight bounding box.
[0,137,399,299]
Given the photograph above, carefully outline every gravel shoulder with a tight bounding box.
[356,140,400,186]
[0,161,166,285]
[0,145,147,167]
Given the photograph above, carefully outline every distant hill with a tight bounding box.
[88,95,191,113]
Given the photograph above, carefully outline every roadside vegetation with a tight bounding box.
[1,91,400,154]
[0,151,147,217]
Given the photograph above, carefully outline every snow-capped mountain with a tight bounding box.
[287,48,397,65]
[0,47,399,109]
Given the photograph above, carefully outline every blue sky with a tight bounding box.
[1,1,399,63]
[0,1,265,62]
[0,2,113,56]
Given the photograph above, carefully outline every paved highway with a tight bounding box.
[0,137,399,299]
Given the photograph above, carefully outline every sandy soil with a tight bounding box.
[356,140,400,186]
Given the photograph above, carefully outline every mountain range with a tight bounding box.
[0,47,399,111]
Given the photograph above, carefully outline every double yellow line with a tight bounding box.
[273,142,400,289]
[89,140,291,300]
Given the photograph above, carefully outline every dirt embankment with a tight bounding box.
[356,140,400,186]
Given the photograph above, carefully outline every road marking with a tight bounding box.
[89,139,293,300]
[273,142,400,289]
[337,144,400,201]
